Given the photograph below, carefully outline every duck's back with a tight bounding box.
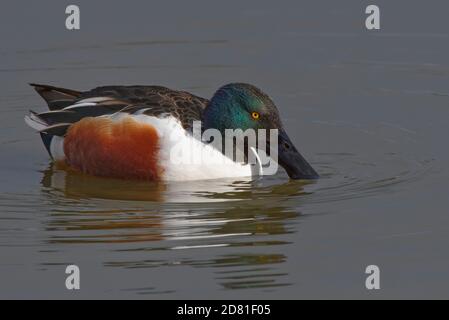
[31,84,208,129]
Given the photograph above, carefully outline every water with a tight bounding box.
[1,0,449,299]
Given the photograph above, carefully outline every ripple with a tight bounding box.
[0,143,435,291]
[305,152,434,204]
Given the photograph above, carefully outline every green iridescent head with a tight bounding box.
[203,83,318,180]
[203,83,281,133]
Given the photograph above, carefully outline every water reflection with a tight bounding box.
[36,147,431,293]
[41,163,166,202]
[40,164,307,290]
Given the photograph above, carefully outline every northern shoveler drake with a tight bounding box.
[25,83,318,181]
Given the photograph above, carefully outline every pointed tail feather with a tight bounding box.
[29,83,81,110]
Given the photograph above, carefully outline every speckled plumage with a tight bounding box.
[30,83,209,133]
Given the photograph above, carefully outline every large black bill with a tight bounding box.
[275,129,319,180]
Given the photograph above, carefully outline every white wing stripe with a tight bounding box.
[77,97,113,103]
[134,108,152,115]
[63,102,97,110]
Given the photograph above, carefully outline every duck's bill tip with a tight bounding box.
[287,169,319,180]
[280,153,319,180]
[277,130,319,180]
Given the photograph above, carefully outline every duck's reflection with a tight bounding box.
[41,163,166,202]
[40,164,309,291]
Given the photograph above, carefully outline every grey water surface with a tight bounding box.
[1,0,449,299]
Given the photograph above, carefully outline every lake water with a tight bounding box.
[1,0,449,299]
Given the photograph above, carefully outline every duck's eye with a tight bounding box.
[251,112,260,120]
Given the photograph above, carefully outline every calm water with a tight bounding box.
[1,0,449,299]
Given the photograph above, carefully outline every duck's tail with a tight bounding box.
[25,84,81,158]
[29,83,81,110]
[24,110,70,159]
[25,83,131,159]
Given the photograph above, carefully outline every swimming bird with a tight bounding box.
[25,83,318,181]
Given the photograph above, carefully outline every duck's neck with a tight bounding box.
[201,101,251,163]
[202,100,227,134]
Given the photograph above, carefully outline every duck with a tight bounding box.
[25,83,318,181]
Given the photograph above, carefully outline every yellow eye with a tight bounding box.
[251,112,260,120]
